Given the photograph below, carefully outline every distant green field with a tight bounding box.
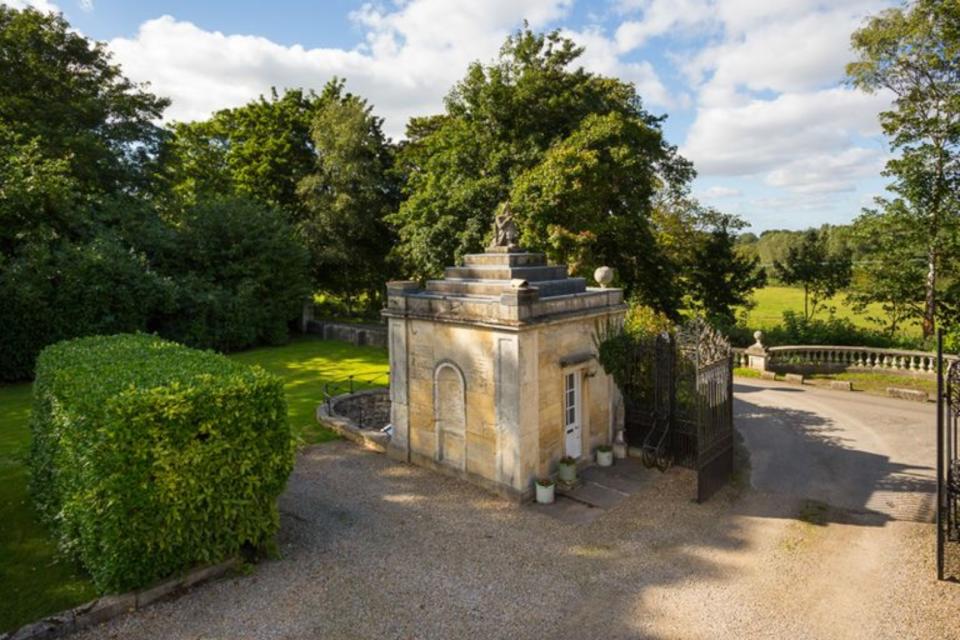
[738,286,922,338]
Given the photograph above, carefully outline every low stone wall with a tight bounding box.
[2,559,236,640]
[317,388,391,452]
[304,320,388,349]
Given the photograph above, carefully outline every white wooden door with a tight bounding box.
[564,371,582,459]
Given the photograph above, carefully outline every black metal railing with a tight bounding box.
[322,370,390,411]
[937,330,960,580]
[621,320,734,502]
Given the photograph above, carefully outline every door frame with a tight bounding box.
[562,366,587,459]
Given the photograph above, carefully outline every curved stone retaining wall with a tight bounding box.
[317,388,391,452]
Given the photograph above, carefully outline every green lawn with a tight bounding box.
[228,337,389,445]
[0,337,388,632]
[734,367,935,399]
[739,286,922,338]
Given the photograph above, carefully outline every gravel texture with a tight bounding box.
[72,439,960,640]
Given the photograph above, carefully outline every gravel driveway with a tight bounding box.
[76,386,960,640]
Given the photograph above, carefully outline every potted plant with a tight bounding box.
[596,444,614,467]
[558,456,578,483]
[535,477,555,504]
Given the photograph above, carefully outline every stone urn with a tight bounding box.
[535,478,555,505]
[596,445,614,467]
[558,456,578,484]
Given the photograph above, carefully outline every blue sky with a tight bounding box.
[14,0,897,232]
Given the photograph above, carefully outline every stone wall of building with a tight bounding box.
[383,244,626,501]
[530,318,616,477]
[404,320,501,485]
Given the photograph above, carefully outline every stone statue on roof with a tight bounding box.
[489,202,520,252]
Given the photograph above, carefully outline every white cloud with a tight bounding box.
[765,146,888,194]
[613,0,713,52]
[679,0,895,197]
[561,26,676,108]
[6,0,61,11]
[78,0,93,12]
[107,1,575,139]
[687,7,874,102]
[701,186,742,198]
[683,87,889,176]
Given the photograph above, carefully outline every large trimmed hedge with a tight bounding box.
[29,334,294,593]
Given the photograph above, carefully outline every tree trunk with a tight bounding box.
[922,246,937,338]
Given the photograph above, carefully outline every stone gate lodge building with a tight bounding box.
[383,224,626,501]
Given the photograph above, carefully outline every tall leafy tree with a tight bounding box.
[847,208,928,336]
[0,125,80,255]
[0,6,168,199]
[297,82,399,307]
[160,88,320,215]
[653,198,766,324]
[391,28,692,312]
[510,112,683,312]
[847,0,960,337]
[773,229,852,320]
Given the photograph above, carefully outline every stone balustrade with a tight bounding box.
[733,343,957,377]
[732,348,747,369]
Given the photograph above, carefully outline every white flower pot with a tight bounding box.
[558,461,577,484]
[597,449,614,467]
[535,482,555,504]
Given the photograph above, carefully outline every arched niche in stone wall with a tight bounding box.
[433,361,466,471]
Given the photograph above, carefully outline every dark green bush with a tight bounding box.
[760,311,924,349]
[0,197,310,381]
[29,333,294,593]
[149,197,311,353]
[0,235,171,381]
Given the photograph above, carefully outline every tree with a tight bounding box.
[510,112,682,313]
[653,198,766,325]
[0,7,168,198]
[773,229,852,320]
[390,27,692,313]
[160,87,321,216]
[297,82,399,308]
[847,0,960,337]
[0,125,80,256]
[681,212,767,325]
[148,197,311,352]
[847,207,928,336]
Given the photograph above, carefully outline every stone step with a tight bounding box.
[425,277,587,297]
[462,252,547,267]
[443,264,568,282]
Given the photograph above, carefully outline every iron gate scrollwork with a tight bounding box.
[622,319,734,503]
[937,330,960,580]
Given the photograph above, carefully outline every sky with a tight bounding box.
[10,0,898,232]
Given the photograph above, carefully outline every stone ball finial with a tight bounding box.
[753,330,763,346]
[594,266,614,288]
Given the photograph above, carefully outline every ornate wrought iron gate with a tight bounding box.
[622,320,734,502]
[937,331,960,580]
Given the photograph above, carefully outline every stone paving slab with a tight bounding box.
[534,458,661,522]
